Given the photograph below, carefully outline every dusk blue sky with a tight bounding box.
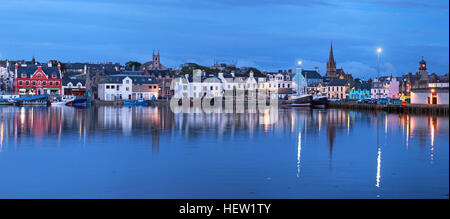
[0,0,448,79]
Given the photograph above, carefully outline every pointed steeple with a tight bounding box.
[329,42,334,63]
[326,41,337,77]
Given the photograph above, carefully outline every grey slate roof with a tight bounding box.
[16,65,61,78]
[301,70,322,79]
[328,79,349,86]
[62,78,85,86]
[101,74,158,85]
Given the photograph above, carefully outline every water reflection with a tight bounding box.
[0,105,448,198]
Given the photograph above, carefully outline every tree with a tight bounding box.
[126,61,142,69]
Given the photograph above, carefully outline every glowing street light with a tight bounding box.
[297,61,302,65]
[377,47,382,77]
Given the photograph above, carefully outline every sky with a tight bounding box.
[0,0,448,79]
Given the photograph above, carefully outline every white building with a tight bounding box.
[172,70,223,99]
[98,75,159,101]
[411,87,449,105]
[371,76,400,99]
[0,62,14,93]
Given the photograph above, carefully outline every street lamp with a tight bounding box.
[297,61,302,66]
[377,48,382,78]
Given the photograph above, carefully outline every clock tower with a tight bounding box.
[418,57,428,81]
[419,57,427,71]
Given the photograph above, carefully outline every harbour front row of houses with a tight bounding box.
[0,46,449,105]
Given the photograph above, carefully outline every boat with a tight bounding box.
[312,96,328,108]
[51,96,76,106]
[124,100,150,106]
[13,94,50,106]
[66,98,90,106]
[282,62,314,107]
[282,94,313,107]
[0,99,14,106]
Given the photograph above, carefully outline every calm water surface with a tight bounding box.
[0,105,448,198]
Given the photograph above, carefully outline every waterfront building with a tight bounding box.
[172,69,223,99]
[267,70,293,99]
[411,87,449,105]
[145,69,175,99]
[13,63,62,95]
[325,78,351,99]
[62,78,86,96]
[98,75,159,101]
[349,81,371,100]
[301,68,323,85]
[0,61,14,93]
[371,76,400,99]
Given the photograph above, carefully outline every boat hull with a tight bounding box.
[124,100,150,106]
[312,97,328,109]
[282,95,313,107]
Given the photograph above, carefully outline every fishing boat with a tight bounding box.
[282,62,313,107]
[0,99,14,106]
[51,96,76,106]
[13,94,50,106]
[66,98,90,106]
[124,100,150,106]
[283,94,313,107]
[312,96,328,108]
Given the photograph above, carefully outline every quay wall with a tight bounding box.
[328,102,449,116]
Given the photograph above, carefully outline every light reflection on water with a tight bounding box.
[0,105,448,198]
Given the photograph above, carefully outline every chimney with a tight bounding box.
[84,64,87,74]
[231,71,235,78]
[250,71,254,78]
[48,61,52,67]
[57,62,61,71]
[15,63,18,77]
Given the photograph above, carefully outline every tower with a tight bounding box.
[152,49,160,69]
[326,42,337,77]
[418,57,428,80]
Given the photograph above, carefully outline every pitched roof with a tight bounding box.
[301,70,322,79]
[328,79,349,86]
[16,65,61,78]
[101,75,158,84]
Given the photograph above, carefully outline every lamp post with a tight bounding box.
[377,48,382,78]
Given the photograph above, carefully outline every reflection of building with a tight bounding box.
[13,64,62,95]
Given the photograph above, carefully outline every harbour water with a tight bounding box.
[0,105,448,198]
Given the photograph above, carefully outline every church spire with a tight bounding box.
[326,41,337,77]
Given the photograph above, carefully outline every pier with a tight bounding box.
[328,101,449,116]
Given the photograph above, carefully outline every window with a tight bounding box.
[154,86,157,89]
[55,82,59,86]
[106,85,110,89]
[149,86,153,89]
[19,81,23,86]
[26,81,30,86]
[166,90,170,95]
[111,85,115,89]
[126,87,129,91]
[50,82,53,86]
[32,81,36,86]
[52,74,57,78]
[117,86,120,91]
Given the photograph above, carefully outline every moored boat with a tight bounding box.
[312,96,328,108]
[66,98,90,106]
[13,94,50,106]
[51,96,76,106]
[282,94,313,107]
[0,99,14,106]
[124,100,150,106]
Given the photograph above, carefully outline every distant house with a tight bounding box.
[145,69,175,99]
[13,64,62,95]
[98,75,158,101]
[325,79,351,99]
[267,71,292,99]
[349,81,371,100]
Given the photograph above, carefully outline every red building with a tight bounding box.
[13,64,62,95]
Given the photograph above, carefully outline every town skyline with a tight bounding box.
[0,0,448,78]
